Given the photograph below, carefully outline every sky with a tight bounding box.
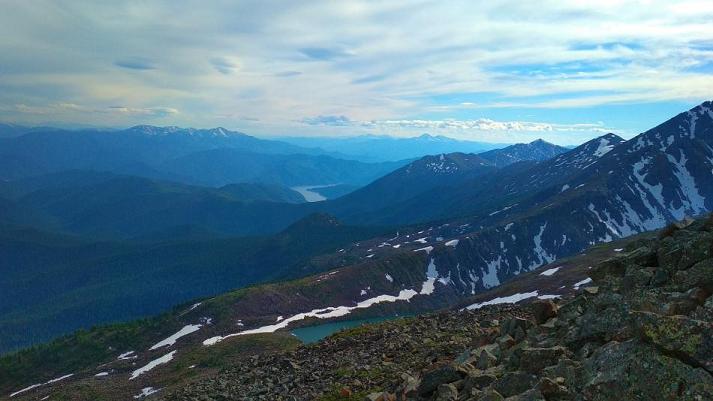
[0,1,712,145]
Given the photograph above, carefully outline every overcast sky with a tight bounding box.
[1,1,711,144]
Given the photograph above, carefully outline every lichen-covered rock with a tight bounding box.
[581,340,713,401]
[632,311,713,372]
[674,258,713,292]
[676,231,712,270]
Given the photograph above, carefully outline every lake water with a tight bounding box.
[290,184,338,202]
[290,315,404,343]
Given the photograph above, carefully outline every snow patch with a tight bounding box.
[573,277,593,289]
[530,223,555,269]
[150,324,202,350]
[414,246,434,254]
[445,239,459,247]
[466,291,539,310]
[130,351,176,380]
[10,374,74,398]
[134,387,161,399]
[539,267,560,276]
[593,137,615,157]
[118,351,136,360]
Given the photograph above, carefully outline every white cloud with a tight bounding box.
[301,115,612,133]
[0,0,711,141]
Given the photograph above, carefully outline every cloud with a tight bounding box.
[107,106,179,117]
[210,57,239,74]
[274,71,302,77]
[299,47,354,60]
[302,115,352,126]
[0,1,712,141]
[5,103,177,118]
[301,115,612,134]
[114,58,155,70]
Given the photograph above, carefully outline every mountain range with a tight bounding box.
[1,101,713,399]
[279,133,508,162]
[0,125,404,188]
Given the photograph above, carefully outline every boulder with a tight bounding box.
[531,300,558,325]
[492,371,538,397]
[435,383,458,401]
[476,348,499,370]
[462,372,497,394]
[674,258,713,292]
[517,346,571,373]
[418,365,465,396]
[536,377,571,400]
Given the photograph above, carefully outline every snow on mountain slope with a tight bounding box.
[413,101,713,296]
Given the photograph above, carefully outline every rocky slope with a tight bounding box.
[164,215,713,400]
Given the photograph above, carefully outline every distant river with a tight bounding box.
[291,184,338,202]
[290,315,406,344]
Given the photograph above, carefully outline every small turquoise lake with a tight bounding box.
[290,315,405,344]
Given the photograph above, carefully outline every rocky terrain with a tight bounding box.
[159,215,713,401]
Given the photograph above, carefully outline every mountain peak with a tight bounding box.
[529,138,550,145]
[284,213,342,233]
[126,125,246,138]
[477,139,568,167]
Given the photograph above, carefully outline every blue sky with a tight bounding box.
[0,1,712,145]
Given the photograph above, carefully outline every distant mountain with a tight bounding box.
[0,123,47,138]
[157,148,405,187]
[280,133,506,162]
[327,152,499,217]
[345,101,713,301]
[0,125,402,188]
[323,139,569,222]
[218,182,305,203]
[14,173,315,238]
[478,138,569,166]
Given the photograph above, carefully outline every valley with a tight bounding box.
[3,4,712,401]
[0,102,712,400]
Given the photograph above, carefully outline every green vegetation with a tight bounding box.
[0,213,386,354]
[0,313,174,393]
